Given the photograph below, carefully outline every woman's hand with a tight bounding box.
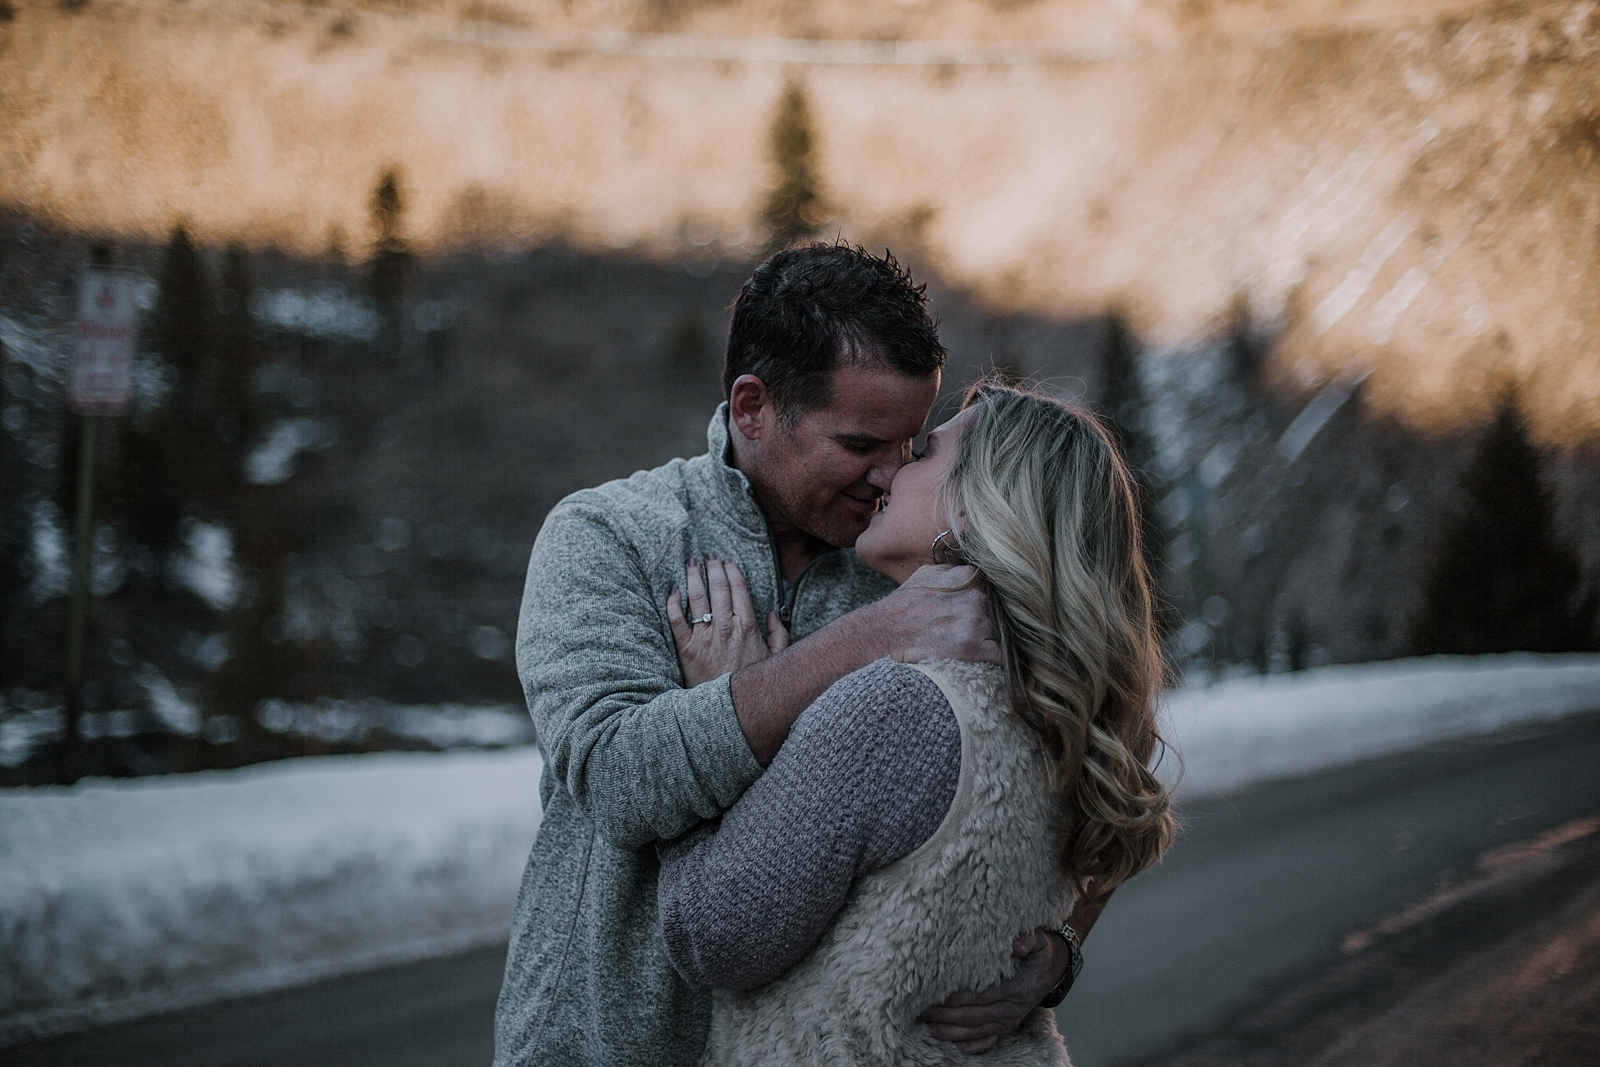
[667,557,789,688]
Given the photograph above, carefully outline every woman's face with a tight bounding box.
[855,405,978,584]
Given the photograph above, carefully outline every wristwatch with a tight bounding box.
[1037,921,1084,1008]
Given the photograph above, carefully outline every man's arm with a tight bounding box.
[920,893,1115,1054]
[730,565,998,765]
[520,502,767,850]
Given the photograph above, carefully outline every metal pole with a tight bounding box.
[62,413,97,785]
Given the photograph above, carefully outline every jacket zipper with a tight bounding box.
[746,483,825,630]
[775,548,826,630]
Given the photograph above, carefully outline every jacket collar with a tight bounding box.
[697,403,771,542]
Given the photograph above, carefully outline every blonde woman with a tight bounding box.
[658,383,1174,1066]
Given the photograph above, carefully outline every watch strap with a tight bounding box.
[1037,922,1083,1009]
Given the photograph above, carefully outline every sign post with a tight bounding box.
[63,263,137,783]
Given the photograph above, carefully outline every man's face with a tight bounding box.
[748,364,941,548]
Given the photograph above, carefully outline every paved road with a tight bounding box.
[13,708,1600,1067]
[1058,706,1600,1066]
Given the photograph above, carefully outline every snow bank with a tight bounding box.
[1163,653,1600,797]
[0,747,543,1044]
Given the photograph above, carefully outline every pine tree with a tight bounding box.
[763,82,827,248]
[209,245,288,729]
[211,486,297,736]
[1097,317,1167,620]
[1409,393,1598,654]
[113,225,214,583]
[369,168,412,348]
[148,226,214,394]
[216,244,263,472]
[0,332,26,678]
[1224,296,1266,389]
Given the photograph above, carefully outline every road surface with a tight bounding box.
[12,708,1600,1067]
[1057,706,1600,1064]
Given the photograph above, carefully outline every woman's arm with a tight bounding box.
[656,659,961,991]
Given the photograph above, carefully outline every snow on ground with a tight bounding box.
[1163,653,1600,797]
[0,747,544,1044]
[3,652,1599,1043]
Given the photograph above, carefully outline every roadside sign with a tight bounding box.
[70,268,138,415]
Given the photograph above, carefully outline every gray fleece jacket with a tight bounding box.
[493,406,895,1067]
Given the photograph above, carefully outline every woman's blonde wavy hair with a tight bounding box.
[940,382,1174,903]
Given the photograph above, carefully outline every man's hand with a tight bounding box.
[919,929,1067,1054]
[875,565,1001,665]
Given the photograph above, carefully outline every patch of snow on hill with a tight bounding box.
[0,747,544,1044]
[1163,653,1600,797]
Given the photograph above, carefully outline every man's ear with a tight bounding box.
[728,374,772,442]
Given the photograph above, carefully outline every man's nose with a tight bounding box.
[866,452,906,491]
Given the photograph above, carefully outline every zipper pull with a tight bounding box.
[778,582,797,628]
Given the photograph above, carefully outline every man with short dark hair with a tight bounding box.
[493,244,1067,1067]
[723,243,948,416]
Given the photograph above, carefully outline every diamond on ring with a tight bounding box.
[693,613,715,625]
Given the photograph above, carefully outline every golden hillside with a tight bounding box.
[5,0,1599,439]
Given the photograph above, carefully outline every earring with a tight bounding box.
[931,529,957,563]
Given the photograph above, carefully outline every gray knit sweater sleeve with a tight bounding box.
[518,498,763,850]
[656,658,961,991]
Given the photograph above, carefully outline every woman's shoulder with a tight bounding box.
[848,656,946,689]
[816,657,950,712]
[897,659,1008,709]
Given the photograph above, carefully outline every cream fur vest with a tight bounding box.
[700,660,1074,1067]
